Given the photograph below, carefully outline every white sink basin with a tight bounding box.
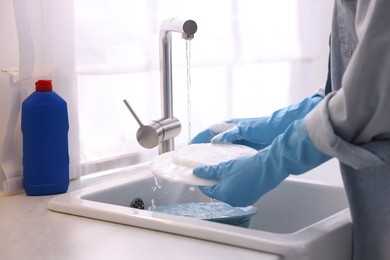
[48,162,352,260]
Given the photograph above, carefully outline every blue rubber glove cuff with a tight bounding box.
[193,119,331,207]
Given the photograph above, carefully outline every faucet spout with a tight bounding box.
[159,18,197,154]
[161,18,198,40]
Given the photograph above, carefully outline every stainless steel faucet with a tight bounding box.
[124,18,197,154]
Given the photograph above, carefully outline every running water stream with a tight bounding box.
[186,40,192,144]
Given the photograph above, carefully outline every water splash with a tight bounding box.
[153,176,162,190]
[148,199,157,210]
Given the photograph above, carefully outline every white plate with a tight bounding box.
[150,143,257,186]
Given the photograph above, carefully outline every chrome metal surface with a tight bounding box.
[159,18,197,153]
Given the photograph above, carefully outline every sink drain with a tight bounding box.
[130,198,145,209]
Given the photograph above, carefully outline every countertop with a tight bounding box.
[0,171,280,260]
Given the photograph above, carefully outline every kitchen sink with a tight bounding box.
[48,162,352,260]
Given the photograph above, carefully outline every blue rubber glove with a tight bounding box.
[191,94,323,150]
[193,119,331,207]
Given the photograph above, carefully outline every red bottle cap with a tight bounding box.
[36,80,53,92]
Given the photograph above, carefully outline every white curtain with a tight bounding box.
[0,0,329,194]
[1,0,79,194]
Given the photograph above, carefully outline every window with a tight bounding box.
[1,0,331,193]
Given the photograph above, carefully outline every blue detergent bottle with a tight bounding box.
[22,80,69,196]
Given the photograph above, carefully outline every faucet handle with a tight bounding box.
[123,99,181,149]
[123,99,144,127]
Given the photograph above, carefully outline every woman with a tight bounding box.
[192,1,390,259]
